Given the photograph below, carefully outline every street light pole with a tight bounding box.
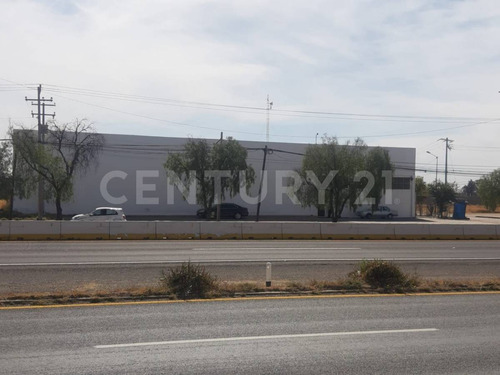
[426,151,438,184]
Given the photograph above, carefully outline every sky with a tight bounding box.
[1,0,499,187]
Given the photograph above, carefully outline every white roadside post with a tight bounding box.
[266,262,272,287]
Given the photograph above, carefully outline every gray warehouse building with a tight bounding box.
[15,133,416,218]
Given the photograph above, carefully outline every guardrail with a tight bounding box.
[0,220,499,240]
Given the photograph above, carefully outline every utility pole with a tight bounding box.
[438,137,453,185]
[256,145,268,222]
[25,84,55,220]
[216,132,223,221]
[266,95,273,143]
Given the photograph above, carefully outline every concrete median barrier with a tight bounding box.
[9,221,61,240]
[320,223,351,240]
[2,220,500,241]
[109,221,157,240]
[358,223,395,240]
[281,222,321,240]
[462,225,498,240]
[354,223,395,240]
[394,223,432,240]
[0,221,9,240]
[321,223,395,240]
[156,221,200,240]
[241,222,283,240]
[428,224,464,240]
[60,222,110,240]
[199,222,242,240]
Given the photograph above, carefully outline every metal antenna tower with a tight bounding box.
[266,95,273,143]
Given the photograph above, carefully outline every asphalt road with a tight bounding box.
[1,294,499,374]
[0,240,499,294]
[2,240,499,264]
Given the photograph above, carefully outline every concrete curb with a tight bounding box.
[1,220,500,241]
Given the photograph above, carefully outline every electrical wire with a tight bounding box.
[42,83,499,123]
[54,93,500,141]
[4,79,500,142]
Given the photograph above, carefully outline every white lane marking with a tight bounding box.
[192,247,362,250]
[1,258,499,266]
[94,328,438,349]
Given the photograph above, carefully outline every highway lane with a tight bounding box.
[1,294,499,374]
[0,240,498,294]
[1,240,499,264]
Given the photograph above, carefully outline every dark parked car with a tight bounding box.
[196,203,249,220]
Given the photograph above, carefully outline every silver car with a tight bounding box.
[356,205,397,219]
[71,207,127,222]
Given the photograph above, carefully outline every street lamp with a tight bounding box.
[426,151,438,184]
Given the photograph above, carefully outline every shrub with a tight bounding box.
[340,278,364,291]
[160,262,218,299]
[350,259,418,291]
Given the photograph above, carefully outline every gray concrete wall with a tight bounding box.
[14,134,416,218]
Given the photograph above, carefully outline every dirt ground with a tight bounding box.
[466,204,500,214]
[415,203,500,224]
[416,204,500,217]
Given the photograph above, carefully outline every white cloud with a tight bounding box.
[1,0,499,184]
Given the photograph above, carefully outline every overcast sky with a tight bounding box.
[1,0,499,186]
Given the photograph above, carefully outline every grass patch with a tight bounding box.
[1,278,499,307]
[1,261,499,307]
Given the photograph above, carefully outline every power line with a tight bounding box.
[54,93,500,141]
[5,80,500,141]
[4,80,500,125]
[41,83,500,122]
[43,84,265,111]
[55,93,273,137]
[48,84,495,124]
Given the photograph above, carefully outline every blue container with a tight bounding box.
[453,201,467,220]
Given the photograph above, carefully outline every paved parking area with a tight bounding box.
[418,213,500,225]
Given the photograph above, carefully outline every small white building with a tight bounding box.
[14,133,416,218]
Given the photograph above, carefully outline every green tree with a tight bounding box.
[297,137,367,222]
[477,169,500,212]
[164,138,255,210]
[461,179,477,198]
[0,136,39,215]
[428,182,457,218]
[211,138,255,203]
[0,141,12,201]
[415,176,427,216]
[365,147,394,208]
[11,119,104,220]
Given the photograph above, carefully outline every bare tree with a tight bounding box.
[11,119,104,220]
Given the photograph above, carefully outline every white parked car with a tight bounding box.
[71,207,127,222]
[355,205,398,219]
